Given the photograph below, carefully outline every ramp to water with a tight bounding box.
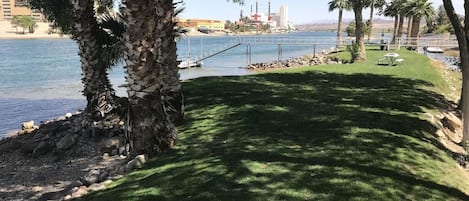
[195,43,241,63]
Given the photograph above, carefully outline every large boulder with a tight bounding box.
[21,120,35,130]
[82,169,100,186]
[99,137,125,154]
[0,139,21,154]
[56,134,77,150]
[32,142,54,157]
[125,154,148,171]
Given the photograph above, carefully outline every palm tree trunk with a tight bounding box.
[337,9,343,47]
[410,16,421,47]
[122,0,178,155]
[353,4,366,61]
[72,0,119,123]
[392,15,398,43]
[397,14,404,38]
[368,2,375,41]
[406,17,412,37]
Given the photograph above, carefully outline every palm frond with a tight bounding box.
[96,11,126,68]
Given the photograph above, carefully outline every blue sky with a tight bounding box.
[179,0,465,24]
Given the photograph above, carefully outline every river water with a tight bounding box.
[0,31,344,136]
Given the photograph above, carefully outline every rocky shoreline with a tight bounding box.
[246,48,345,71]
[0,111,148,201]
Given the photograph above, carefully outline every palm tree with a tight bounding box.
[406,0,435,40]
[396,1,406,39]
[349,0,367,61]
[29,0,125,124]
[328,0,352,46]
[71,0,125,123]
[366,0,385,41]
[383,1,399,43]
[121,0,180,155]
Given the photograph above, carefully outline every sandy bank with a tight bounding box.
[0,21,70,39]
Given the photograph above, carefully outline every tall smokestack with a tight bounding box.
[256,0,258,14]
[250,4,253,17]
[268,0,271,21]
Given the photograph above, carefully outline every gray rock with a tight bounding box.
[20,141,38,154]
[125,154,148,171]
[32,142,54,157]
[0,139,21,154]
[88,182,107,192]
[98,170,109,182]
[70,186,88,199]
[82,169,100,186]
[69,180,84,189]
[99,137,125,154]
[56,134,77,150]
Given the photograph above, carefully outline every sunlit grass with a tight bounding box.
[84,49,469,201]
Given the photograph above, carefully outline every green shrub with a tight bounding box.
[347,41,360,63]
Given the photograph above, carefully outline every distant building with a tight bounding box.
[177,18,226,31]
[279,5,288,28]
[251,12,270,24]
[271,13,280,27]
[0,0,43,21]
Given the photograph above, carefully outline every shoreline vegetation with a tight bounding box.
[0,21,286,39]
[2,47,469,200]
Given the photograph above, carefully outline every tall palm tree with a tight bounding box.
[383,1,399,43]
[71,0,124,123]
[349,0,367,61]
[367,0,386,41]
[406,0,435,39]
[396,0,407,39]
[29,0,125,124]
[328,0,352,46]
[121,0,180,155]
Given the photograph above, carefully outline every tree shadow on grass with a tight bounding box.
[86,71,468,201]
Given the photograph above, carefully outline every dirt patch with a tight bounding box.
[0,114,129,201]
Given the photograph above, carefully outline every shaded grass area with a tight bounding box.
[86,49,469,200]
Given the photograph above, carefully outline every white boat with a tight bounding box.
[178,59,202,69]
[426,47,444,53]
[178,34,203,69]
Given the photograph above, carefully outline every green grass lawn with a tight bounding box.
[85,48,469,200]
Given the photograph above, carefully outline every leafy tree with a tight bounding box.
[345,21,369,37]
[442,0,469,149]
[11,16,21,34]
[433,5,453,33]
[328,0,352,46]
[10,16,37,34]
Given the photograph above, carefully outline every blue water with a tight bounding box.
[0,32,340,136]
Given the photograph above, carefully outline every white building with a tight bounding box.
[279,5,288,28]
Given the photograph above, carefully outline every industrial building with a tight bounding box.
[177,18,226,31]
[0,0,43,21]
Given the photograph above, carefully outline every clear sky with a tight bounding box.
[179,0,465,24]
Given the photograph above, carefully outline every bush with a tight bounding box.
[10,16,37,34]
[347,41,360,63]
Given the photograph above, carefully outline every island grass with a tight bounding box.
[84,49,469,200]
